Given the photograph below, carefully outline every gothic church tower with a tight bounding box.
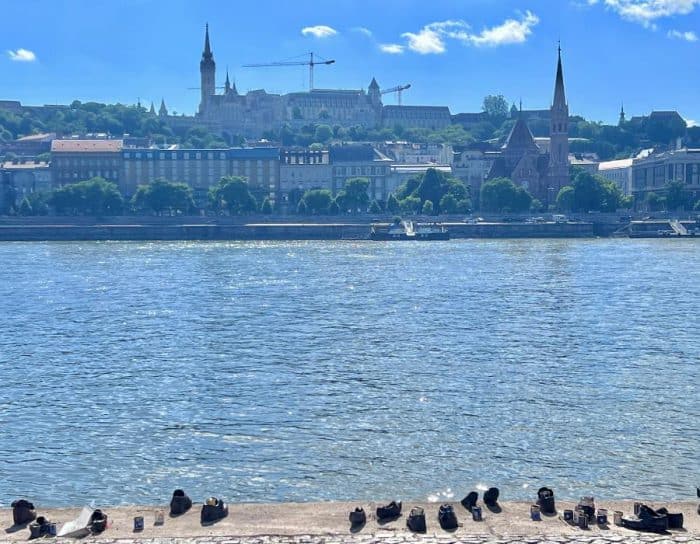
[199,24,216,114]
[548,45,569,197]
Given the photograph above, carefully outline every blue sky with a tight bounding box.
[1,0,699,125]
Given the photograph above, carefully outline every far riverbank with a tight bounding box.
[0,216,601,241]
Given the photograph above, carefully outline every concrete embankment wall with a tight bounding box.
[0,219,596,241]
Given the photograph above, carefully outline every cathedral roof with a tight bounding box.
[504,117,538,152]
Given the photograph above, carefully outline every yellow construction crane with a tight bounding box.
[242,52,335,91]
[381,84,411,105]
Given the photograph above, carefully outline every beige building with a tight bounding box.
[598,158,633,195]
[121,147,280,204]
[379,142,452,165]
[51,139,123,187]
[280,149,332,196]
[452,143,498,203]
[329,145,393,202]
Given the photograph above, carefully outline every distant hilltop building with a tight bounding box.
[195,25,451,138]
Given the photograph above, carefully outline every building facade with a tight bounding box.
[1,161,51,209]
[598,158,633,195]
[280,148,332,198]
[452,143,498,203]
[329,144,393,202]
[193,26,451,138]
[50,139,123,188]
[379,142,452,165]
[631,148,700,202]
[121,147,280,204]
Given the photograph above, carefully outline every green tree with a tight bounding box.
[665,180,688,211]
[415,168,443,207]
[400,195,421,213]
[566,170,624,212]
[645,192,665,212]
[50,177,123,216]
[260,197,273,214]
[440,193,458,213]
[209,176,257,215]
[386,193,400,214]
[302,189,332,214]
[482,94,509,122]
[328,199,340,215]
[480,177,532,213]
[132,179,193,215]
[421,199,434,215]
[18,197,33,216]
[314,124,333,143]
[336,177,370,213]
[694,199,700,211]
[530,198,543,213]
[556,186,575,212]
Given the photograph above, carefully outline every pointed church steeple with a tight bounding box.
[203,23,213,60]
[225,68,231,94]
[159,98,168,117]
[548,43,570,203]
[369,77,379,90]
[619,102,626,125]
[199,23,216,113]
[149,101,156,115]
[552,43,567,109]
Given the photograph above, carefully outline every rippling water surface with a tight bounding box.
[0,240,698,506]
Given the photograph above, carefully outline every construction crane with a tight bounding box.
[381,84,411,106]
[242,52,335,91]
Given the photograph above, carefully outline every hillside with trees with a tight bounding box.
[2,95,695,158]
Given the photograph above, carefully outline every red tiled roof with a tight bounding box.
[51,139,123,153]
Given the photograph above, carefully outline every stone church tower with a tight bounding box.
[548,46,569,198]
[199,24,216,114]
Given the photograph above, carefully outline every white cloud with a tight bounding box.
[401,26,448,54]
[7,48,36,62]
[379,43,405,54]
[301,25,338,38]
[467,11,540,46]
[398,12,539,54]
[588,0,700,28]
[352,27,372,37]
[685,118,698,126]
[667,28,698,40]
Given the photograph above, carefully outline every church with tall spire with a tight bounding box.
[194,25,451,138]
[548,44,570,197]
[486,45,571,204]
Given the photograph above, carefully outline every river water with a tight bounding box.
[0,240,697,506]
